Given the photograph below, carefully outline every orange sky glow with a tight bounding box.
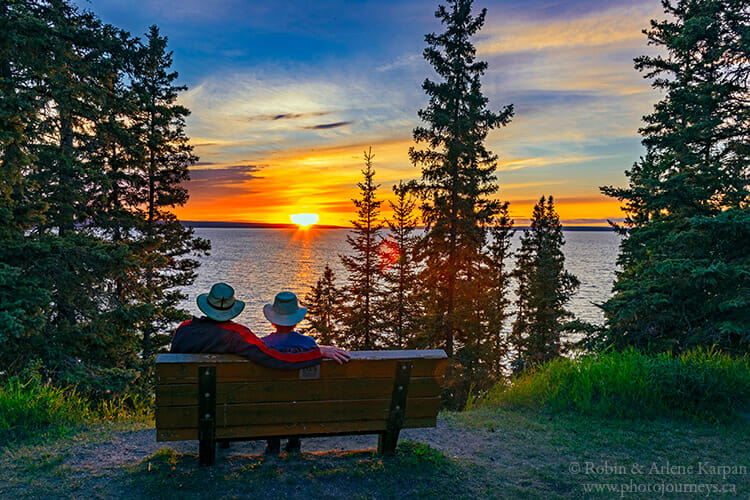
[168,1,664,228]
[175,138,628,227]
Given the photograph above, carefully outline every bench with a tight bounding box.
[155,350,447,465]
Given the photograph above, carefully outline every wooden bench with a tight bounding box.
[155,350,447,465]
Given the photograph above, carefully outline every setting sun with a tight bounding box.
[290,213,319,227]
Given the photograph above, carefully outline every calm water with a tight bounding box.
[181,228,621,334]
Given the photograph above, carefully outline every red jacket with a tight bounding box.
[170,317,321,370]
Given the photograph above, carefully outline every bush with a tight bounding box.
[471,348,750,422]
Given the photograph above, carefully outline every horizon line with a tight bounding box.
[180,220,618,230]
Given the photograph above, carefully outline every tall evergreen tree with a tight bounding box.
[340,148,383,349]
[129,25,210,358]
[599,0,750,353]
[24,1,147,394]
[0,0,52,373]
[483,202,514,376]
[302,264,343,345]
[0,2,208,395]
[409,0,513,357]
[511,196,579,371]
[380,182,421,348]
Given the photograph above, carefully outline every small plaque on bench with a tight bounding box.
[299,365,321,380]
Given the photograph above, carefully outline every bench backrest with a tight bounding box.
[155,350,447,442]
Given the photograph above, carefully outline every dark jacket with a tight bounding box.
[171,317,321,370]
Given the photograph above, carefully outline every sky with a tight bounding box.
[76,0,666,226]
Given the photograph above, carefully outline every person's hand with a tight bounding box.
[320,345,351,364]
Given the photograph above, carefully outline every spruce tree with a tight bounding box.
[302,264,343,345]
[0,2,209,395]
[6,0,148,395]
[380,182,421,348]
[484,202,514,376]
[410,0,513,357]
[599,0,750,353]
[130,25,210,357]
[340,148,384,349]
[0,0,52,373]
[511,196,579,371]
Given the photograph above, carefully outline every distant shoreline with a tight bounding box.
[180,220,616,231]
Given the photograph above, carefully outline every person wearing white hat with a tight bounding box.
[261,291,350,455]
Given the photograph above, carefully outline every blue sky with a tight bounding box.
[75,0,665,225]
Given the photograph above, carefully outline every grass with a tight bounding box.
[1,407,747,499]
[470,348,750,422]
[125,441,480,499]
[1,349,747,497]
[448,405,749,499]
[0,372,152,446]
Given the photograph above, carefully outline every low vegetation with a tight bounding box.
[470,348,750,422]
[2,407,748,499]
[0,370,152,446]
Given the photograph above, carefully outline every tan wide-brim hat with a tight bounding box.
[197,282,245,322]
[263,291,307,326]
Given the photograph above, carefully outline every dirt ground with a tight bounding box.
[65,417,492,471]
[4,409,747,499]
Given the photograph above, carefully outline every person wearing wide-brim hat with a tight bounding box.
[262,291,307,326]
[171,284,350,454]
[170,283,323,372]
[261,291,350,365]
[261,291,350,455]
[196,282,245,322]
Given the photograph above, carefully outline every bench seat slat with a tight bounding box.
[157,416,438,442]
[156,397,440,430]
[155,376,442,406]
[156,350,447,364]
[156,358,446,384]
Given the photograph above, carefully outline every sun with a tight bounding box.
[290,213,319,227]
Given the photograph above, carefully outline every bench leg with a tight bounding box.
[198,366,217,466]
[199,431,216,466]
[378,361,411,456]
[377,430,400,456]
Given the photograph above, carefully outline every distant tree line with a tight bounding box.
[0,0,208,398]
[302,0,749,408]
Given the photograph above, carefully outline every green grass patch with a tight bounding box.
[0,372,152,447]
[470,348,750,421]
[0,374,93,444]
[450,405,749,499]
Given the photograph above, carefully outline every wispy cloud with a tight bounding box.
[179,70,418,165]
[497,155,614,172]
[248,111,332,121]
[303,121,355,130]
[477,5,659,55]
[171,1,666,225]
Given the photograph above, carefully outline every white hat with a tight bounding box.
[263,291,307,326]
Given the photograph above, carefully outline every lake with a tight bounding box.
[181,228,621,335]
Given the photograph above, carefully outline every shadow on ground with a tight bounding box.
[123,441,484,499]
